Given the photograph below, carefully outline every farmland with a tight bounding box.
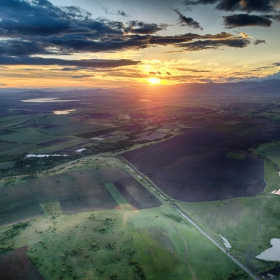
[1,84,280,279]
[0,163,163,227]
[121,130,266,202]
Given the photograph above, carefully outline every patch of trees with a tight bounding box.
[87,140,133,154]
[129,260,145,279]
[225,270,248,279]
[0,154,80,178]
[0,222,30,253]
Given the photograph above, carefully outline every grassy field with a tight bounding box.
[0,204,246,280]
[0,128,58,144]
[133,227,188,279]
[104,182,134,210]
[177,195,280,274]
[30,136,88,153]
[254,141,280,193]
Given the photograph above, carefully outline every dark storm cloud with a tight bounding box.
[174,9,203,29]
[0,0,255,67]
[183,0,280,12]
[223,14,272,28]
[0,56,140,68]
[178,38,250,50]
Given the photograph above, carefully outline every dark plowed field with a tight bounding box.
[0,168,122,227]
[38,137,70,146]
[0,183,44,226]
[0,167,158,227]
[114,178,161,209]
[121,129,266,202]
[0,246,44,280]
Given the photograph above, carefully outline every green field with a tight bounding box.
[0,128,58,144]
[254,141,280,192]
[40,201,63,215]
[104,182,134,210]
[30,137,88,154]
[134,227,188,279]
[0,204,246,280]
[177,195,280,273]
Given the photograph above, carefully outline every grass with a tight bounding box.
[254,141,280,192]
[30,137,88,154]
[177,196,280,274]
[0,203,247,280]
[104,182,134,210]
[133,227,187,279]
[226,152,246,160]
[0,128,58,144]
[40,202,63,216]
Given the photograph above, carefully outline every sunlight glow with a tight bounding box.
[147,77,161,85]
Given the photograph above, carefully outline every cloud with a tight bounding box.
[102,7,129,17]
[254,39,266,45]
[70,75,93,78]
[183,0,218,5]
[174,9,203,29]
[117,10,128,17]
[239,32,250,38]
[223,14,273,28]
[125,21,168,34]
[183,0,280,12]
[177,67,210,72]
[0,56,140,68]
[0,0,255,68]
[263,13,280,21]
[178,38,250,51]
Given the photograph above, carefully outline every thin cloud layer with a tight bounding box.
[0,56,140,68]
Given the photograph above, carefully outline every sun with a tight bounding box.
[147,77,161,85]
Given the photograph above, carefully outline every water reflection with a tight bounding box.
[21,98,77,103]
[53,109,76,115]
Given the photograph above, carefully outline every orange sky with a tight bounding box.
[0,0,280,88]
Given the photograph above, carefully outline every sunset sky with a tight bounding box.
[1,0,280,87]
